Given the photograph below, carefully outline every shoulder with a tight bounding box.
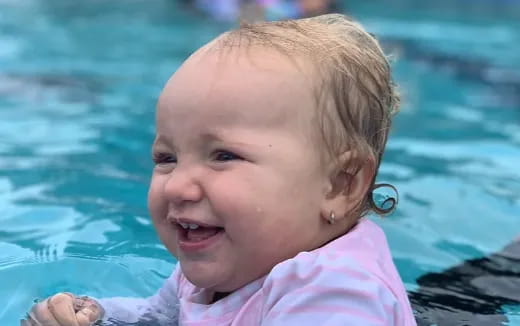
[261,219,415,325]
[264,219,397,292]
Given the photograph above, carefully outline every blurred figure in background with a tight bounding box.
[180,0,339,22]
[298,0,339,17]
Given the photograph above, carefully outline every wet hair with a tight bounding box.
[215,14,400,218]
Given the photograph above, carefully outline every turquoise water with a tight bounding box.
[1,0,519,325]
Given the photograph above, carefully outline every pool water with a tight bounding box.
[1,0,519,325]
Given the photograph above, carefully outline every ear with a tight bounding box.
[320,151,375,223]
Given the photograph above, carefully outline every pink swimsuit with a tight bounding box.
[100,218,417,325]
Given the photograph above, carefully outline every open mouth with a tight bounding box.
[175,221,224,251]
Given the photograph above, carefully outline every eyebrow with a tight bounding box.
[152,134,175,149]
[200,131,224,143]
[153,130,262,150]
[200,131,260,149]
[152,132,222,145]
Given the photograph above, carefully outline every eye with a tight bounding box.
[152,152,177,165]
[213,150,242,162]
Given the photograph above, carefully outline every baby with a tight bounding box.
[23,14,416,326]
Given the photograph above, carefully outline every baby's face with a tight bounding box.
[148,47,332,292]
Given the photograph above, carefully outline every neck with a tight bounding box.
[211,291,231,303]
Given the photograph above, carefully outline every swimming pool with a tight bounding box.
[1,0,519,325]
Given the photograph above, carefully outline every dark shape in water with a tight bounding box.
[411,238,520,325]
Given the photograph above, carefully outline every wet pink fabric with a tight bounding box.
[175,218,417,325]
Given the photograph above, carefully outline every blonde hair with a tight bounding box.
[216,14,400,217]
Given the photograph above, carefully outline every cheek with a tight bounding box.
[215,180,280,234]
[147,175,167,222]
[148,176,179,255]
[208,176,263,226]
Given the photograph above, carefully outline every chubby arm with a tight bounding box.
[97,267,180,325]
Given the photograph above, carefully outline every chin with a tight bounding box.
[188,277,228,292]
[185,272,240,293]
[183,266,221,288]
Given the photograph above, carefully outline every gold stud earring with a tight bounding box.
[328,211,336,225]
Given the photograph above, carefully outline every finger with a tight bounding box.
[72,296,92,312]
[48,293,80,326]
[76,302,104,326]
[20,318,36,326]
[75,310,96,326]
[74,297,104,318]
[28,299,60,326]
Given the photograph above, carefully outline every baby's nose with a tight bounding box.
[163,167,203,206]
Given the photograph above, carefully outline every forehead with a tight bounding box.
[156,47,317,133]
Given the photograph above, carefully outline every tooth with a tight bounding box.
[188,223,199,230]
[179,222,189,229]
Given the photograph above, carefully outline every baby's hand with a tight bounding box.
[21,292,104,326]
